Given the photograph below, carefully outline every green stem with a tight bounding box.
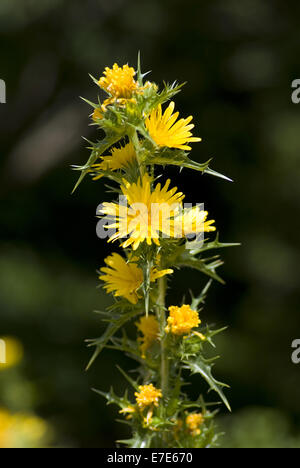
[158,276,168,396]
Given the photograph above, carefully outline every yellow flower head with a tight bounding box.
[101,173,185,250]
[95,63,142,116]
[186,413,204,436]
[90,142,136,180]
[99,63,138,100]
[99,253,172,304]
[135,384,162,409]
[145,102,202,151]
[136,315,159,357]
[165,305,200,336]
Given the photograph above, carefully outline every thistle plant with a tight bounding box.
[73,57,237,448]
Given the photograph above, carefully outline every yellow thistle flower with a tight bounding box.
[136,315,159,357]
[165,305,200,336]
[90,142,136,180]
[186,413,204,437]
[96,63,145,115]
[172,205,216,238]
[99,253,173,304]
[145,101,202,151]
[99,63,138,99]
[135,384,162,409]
[101,173,185,250]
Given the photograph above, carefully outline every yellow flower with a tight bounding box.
[92,107,104,121]
[135,384,162,409]
[90,142,136,180]
[101,173,185,250]
[145,101,202,151]
[143,409,154,427]
[165,305,200,336]
[186,413,204,436]
[0,409,49,448]
[99,63,138,100]
[136,315,159,357]
[119,406,136,420]
[172,206,216,238]
[0,337,23,370]
[96,63,144,115]
[99,253,173,304]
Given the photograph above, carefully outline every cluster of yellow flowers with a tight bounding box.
[93,60,209,382]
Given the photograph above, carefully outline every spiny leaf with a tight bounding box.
[92,386,130,410]
[204,167,233,182]
[85,309,139,370]
[72,135,122,193]
[144,150,211,174]
[183,356,231,411]
[190,233,241,256]
[143,148,231,181]
[118,432,154,448]
[174,254,225,284]
[190,280,212,310]
[116,365,140,391]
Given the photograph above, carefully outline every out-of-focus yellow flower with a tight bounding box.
[101,173,185,250]
[186,412,204,436]
[99,253,173,304]
[173,418,183,439]
[0,409,50,448]
[90,142,137,180]
[145,102,202,151]
[165,305,200,336]
[136,315,159,357]
[0,336,23,370]
[135,384,162,409]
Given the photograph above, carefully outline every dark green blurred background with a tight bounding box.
[1,0,300,448]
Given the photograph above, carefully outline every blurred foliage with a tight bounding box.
[220,407,300,448]
[0,0,300,447]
